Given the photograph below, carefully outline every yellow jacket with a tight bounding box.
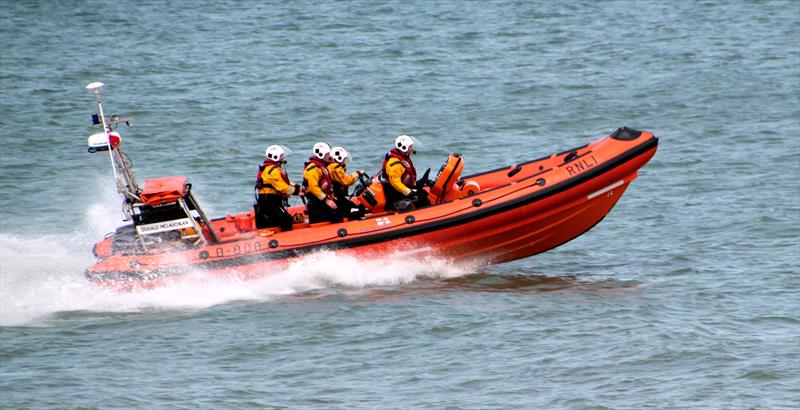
[327,162,358,187]
[258,164,296,196]
[385,159,412,196]
[304,161,333,201]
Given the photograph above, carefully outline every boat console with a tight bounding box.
[354,153,480,213]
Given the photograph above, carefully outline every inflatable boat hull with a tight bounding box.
[87,128,658,290]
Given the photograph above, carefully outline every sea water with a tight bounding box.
[1,1,798,408]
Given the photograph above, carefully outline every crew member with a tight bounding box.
[255,145,301,231]
[303,142,342,224]
[328,146,365,220]
[381,134,430,211]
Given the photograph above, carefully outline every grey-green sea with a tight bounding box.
[1,1,799,408]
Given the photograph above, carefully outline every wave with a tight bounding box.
[0,232,473,327]
[0,180,472,326]
[0,235,470,326]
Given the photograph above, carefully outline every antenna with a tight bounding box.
[86,82,119,182]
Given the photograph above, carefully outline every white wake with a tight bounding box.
[0,181,472,327]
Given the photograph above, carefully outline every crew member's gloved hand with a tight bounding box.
[325,199,338,209]
[408,188,420,202]
[356,169,366,177]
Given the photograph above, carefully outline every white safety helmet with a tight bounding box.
[312,141,332,160]
[395,134,415,154]
[331,146,349,163]
[265,144,287,162]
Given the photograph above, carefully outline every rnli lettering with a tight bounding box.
[216,248,224,257]
[566,155,599,176]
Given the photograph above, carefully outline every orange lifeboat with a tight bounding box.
[86,125,658,291]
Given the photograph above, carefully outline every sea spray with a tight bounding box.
[0,176,476,326]
[0,233,474,327]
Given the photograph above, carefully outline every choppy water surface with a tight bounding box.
[1,1,798,408]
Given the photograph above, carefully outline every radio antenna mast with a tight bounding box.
[86,82,120,182]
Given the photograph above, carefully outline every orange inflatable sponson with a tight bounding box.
[139,176,188,206]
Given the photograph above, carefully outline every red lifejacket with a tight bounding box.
[255,159,290,191]
[304,157,334,196]
[381,148,417,189]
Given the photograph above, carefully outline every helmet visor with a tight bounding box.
[333,147,352,163]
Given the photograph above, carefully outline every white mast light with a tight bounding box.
[86,82,104,93]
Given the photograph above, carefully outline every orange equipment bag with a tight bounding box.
[139,176,188,206]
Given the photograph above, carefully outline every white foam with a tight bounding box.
[0,181,474,327]
[0,233,470,327]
